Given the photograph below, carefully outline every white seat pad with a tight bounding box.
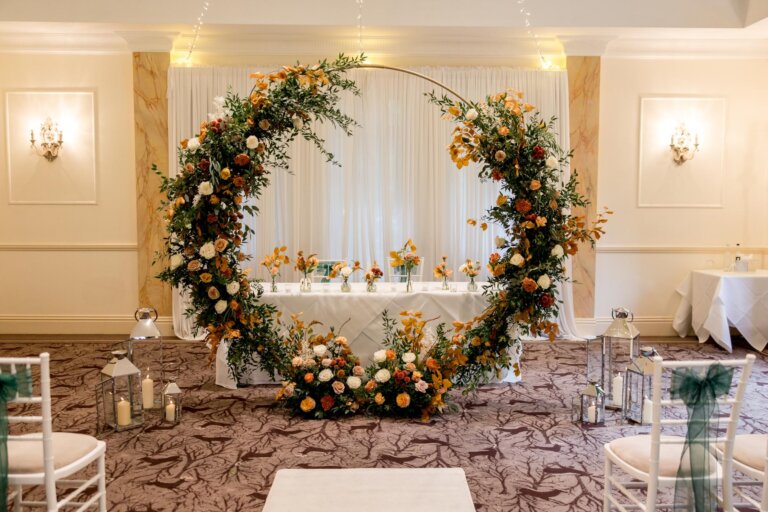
[609,435,718,478]
[717,434,767,472]
[8,432,99,474]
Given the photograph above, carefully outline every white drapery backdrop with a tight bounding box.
[167,65,581,341]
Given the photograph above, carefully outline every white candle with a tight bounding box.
[142,374,154,409]
[165,400,176,422]
[116,397,131,426]
[612,373,624,408]
[587,404,597,423]
[642,398,654,424]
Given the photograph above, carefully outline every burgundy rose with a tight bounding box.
[320,395,334,411]
[539,293,555,308]
[207,213,218,224]
[199,158,210,171]
[532,145,546,160]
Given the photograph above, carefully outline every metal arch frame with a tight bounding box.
[356,63,470,105]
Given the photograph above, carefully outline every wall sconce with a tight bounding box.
[669,123,698,165]
[30,117,64,162]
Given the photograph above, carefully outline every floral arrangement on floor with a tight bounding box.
[429,88,609,389]
[261,246,290,291]
[156,54,363,381]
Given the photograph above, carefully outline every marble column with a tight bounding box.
[567,56,601,319]
[133,52,172,316]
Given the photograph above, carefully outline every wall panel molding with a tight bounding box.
[0,314,174,336]
[0,243,137,252]
[597,245,768,254]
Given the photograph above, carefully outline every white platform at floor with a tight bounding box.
[262,468,476,512]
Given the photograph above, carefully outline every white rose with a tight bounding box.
[340,266,353,278]
[546,155,559,169]
[246,135,259,149]
[510,253,525,267]
[373,350,387,363]
[465,108,478,121]
[318,369,333,382]
[495,236,506,249]
[291,115,304,129]
[199,242,216,260]
[551,245,564,258]
[321,358,332,367]
[226,281,240,295]
[198,181,214,196]
[374,368,391,383]
[313,344,328,357]
[170,254,183,270]
[537,274,552,290]
[187,137,200,151]
[291,356,303,367]
[346,376,362,390]
[561,207,571,217]
[214,300,227,314]
[402,352,416,364]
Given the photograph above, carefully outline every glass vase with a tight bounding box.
[341,278,351,293]
[441,276,449,291]
[300,275,312,293]
[405,270,413,293]
[366,281,377,293]
[270,276,278,293]
[467,276,478,292]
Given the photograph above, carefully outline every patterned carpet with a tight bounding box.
[2,339,765,512]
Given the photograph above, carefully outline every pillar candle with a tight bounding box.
[642,398,654,424]
[116,397,131,426]
[587,404,597,423]
[165,400,176,422]
[612,373,624,408]
[142,374,154,409]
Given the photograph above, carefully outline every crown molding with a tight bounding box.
[0,31,129,54]
[603,37,768,58]
[115,30,179,52]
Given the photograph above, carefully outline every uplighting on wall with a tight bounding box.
[669,123,699,165]
[30,117,64,162]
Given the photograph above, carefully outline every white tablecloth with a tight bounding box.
[216,281,519,388]
[263,468,475,512]
[673,269,768,352]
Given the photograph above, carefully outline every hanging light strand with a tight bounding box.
[185,1,210,64]
[516,0,551,69]
[355,0,364,54]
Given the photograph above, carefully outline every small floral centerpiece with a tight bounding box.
[364,311,460,420]
[364,262,384,292]
[459,259,481,291]
[389,239,421,292]
[295,251,319,292]
[433,255,453,290]
[276,316,365,418]
[261,246,290,292]
[329,261,362,292]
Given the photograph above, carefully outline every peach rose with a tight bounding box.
[374,392,385,405]
[258,119,271,131]
[494,150,506,162]
[530,180,541,191]
[304,372,314,383]
[498,126,510,136]
[396,392,411,408]
[207,286,220,299]
[352,365,364,376]
[364,380,377,392]
[214,238,229,252]
[200,273,213,283]
[385,349,396,361]
[332,381,345,395]
[412,371,423,381]
[187,260,202,272]
[300,396,316,412]
[522,277,538,293]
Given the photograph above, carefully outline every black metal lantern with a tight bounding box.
[623,346,657,424]
[573,380,606,425]
[96,350,143,433]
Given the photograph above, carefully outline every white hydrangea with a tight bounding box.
[187,138,200,151]
[546,155,559,169]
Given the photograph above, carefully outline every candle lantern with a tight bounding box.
[96,350,143,433]
[572,380,605,426]
[162,379,182,424]
[125,306,163,409]
[623,346,658,424]
[587,307,640,410]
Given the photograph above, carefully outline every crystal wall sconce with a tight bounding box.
[30,117,64,162]
[669,123,698,165]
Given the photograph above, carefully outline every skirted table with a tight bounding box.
[673,269,768,352]
[215,281,516,388]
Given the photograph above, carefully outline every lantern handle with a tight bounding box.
[134,307,159,322]
[611,307,634,322]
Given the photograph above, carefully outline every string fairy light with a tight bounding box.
[184,0,210,64]
[355,0,364,55]
[515,0,553,69]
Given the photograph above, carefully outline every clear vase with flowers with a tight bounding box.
[329,261,361,292]
[459,259,481,291]
[390,239,421,293]
[295,251,319,292]
[433,255,453,291]
[261,246,290,292]
[364,262,384,292]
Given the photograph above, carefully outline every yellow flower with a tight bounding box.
[200,273,213,283]
[300,397,316,412]
[496,194,508,206]
[480,223,488,231]
[536,216,547,227]
[220,167,231,180]
[396,392,411,408]
[374,393,385,405]
[467,218,477,226]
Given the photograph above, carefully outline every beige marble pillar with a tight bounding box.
[133,52,172,316]
[567,56,601,319]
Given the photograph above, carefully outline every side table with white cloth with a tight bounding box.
[215,281,517,388]
[673,269,768,352]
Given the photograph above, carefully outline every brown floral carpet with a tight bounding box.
[2,339,765,512]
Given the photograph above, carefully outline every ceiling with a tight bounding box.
[1,0,767,63]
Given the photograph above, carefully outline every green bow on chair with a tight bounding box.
[0,370,32,512]
[671,363,733,512]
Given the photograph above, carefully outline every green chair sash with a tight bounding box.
[0,370,32,512]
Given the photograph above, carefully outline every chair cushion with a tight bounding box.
[717,434,767,472]
[609,435,718,478]
[8,432,99,474]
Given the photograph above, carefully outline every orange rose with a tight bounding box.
[515,199,532,214]
[200,273,213,283]
[184,163,194,173]
[396,392,411,408]
[233,153,250,166]
[530,180,541,191]
[220,167,231,180]
[522,277,538,293]
[187,260,202,272]
[364,380,377,392]
[233,176,246,188]
[207,286,220,299]
[304,372,314,383]
[385,349,396,361]
[209,195,220,205]
[214,238,229,252]
[426,358,439,371]
[259,119,271,131]
[300,397,316,412]
[374,392,385,405]
[498,126,510,136]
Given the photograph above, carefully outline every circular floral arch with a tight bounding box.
[158,54,606,418]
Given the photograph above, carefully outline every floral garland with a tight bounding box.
[428,90,608,390]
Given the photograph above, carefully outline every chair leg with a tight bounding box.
[97,452,107,512]
[13,485,22,512]
[604,457,612,511]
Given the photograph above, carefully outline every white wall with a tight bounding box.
[0,53,139,333]
[594,57,768,335]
